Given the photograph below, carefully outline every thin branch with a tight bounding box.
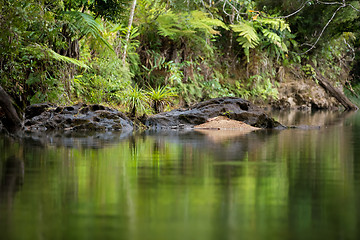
[316,1,360,12]
[300,4,346,55]
[267,0,312,19]
[345,78,359,98]
[210,0,247,23]
[344,39,356,61]
[316,1,344,5]
[348,3,360,12]
[221,0,245,19]
[222,1,231,17]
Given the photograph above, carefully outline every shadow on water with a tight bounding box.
[0,156,24,207]
[0,135,25,236]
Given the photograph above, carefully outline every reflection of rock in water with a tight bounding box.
[145,129,278,164]
[171,130,278,181]
[141,130,279,182]
[194,129,257,143]
[0,156,24,207]
[21,129,133,149]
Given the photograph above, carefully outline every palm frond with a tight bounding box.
[23,44,88,69]
[63,11,114,52]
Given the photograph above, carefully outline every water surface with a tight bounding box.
[1,111,360,240]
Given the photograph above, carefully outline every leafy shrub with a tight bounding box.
[72,58,132,103]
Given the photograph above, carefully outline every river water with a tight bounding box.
[1,111,360,240]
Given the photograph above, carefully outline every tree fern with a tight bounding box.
[258,18,290,53]
[47,47,89,69]
[231,15,291,61]
[157,12,189,39]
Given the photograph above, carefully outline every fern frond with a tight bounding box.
[236,37,256,49]
[189,10,229,34]
[257,18,290,32]
[262,29,281,44]
[157,10,227,40]
[157,12,183,39]
[231,22,260,48]
[279,19,291,32]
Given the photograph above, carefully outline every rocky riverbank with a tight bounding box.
[146,97,284,129]
[0,97,284,134]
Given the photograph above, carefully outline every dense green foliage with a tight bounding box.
[0,0,359,114]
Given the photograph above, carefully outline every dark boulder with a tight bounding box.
[24,103,133,132]
[145,97,284,129]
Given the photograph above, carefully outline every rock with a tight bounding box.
[145,97,284,129]
[25,103,55,119]
[272,80,339,110]
[24,103,133,132]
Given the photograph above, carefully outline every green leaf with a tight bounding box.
[26,73,41,85]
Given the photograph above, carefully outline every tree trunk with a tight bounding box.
[315,70,358,110]
[0,86,22,132]
[122,0,137,65]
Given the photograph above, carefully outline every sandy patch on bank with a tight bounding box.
[194,116,260,142]
[194,116,260,131]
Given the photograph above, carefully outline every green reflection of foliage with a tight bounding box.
[1,113,360,240]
